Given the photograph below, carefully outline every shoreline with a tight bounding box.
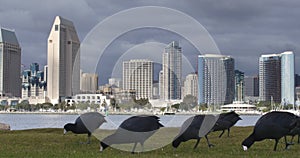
[0,111,263,116]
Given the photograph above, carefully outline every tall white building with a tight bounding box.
[47,16,80,104]
[259,51,295,105]
[123,59,153,99]
[0,28,21,97]
[161,41,182,100]
[80,73,98,93]
[281,51,295,105]
[198,54,235,106]
[183,73,198,98]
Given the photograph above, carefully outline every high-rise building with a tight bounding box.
[198,54,235,106]
[295,74,300,87]
[158,70,163,99]
[259,54,281,103]
[259,52,295,105]
[80,73,98,93]
[281,51,294,105]
[234,70,244,102]
[22,63,47,99]
[47,16,80,104]
[123,59,153,99]
[0,28,21,97]
[244,75,259,97]
[161,41,182,100]
[183,73,198,98]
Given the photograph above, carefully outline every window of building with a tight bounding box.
[55,25,59,31]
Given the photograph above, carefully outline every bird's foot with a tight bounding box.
[208,144,215,148]
[285,143,294,150]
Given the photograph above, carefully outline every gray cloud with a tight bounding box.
[0,0,299,84]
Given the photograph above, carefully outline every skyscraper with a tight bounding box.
[281,51,294,105]
[0,28,21,97]
[259,52,295,105]
[161,41,182,100]
[198,54,235,106]
[80,73,98,93]
[244,75,259,97]
[123,59,153,99]
[22,63,46,99]
[47,16,80,104]
[234,70,244,102]
[259,54,281,103]
[183,73,198,98]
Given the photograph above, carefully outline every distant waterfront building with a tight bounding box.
[158,70,163,99]
[198,54,235,106]
[65,93,110,107]
[259,54,281,103]
[123,59,153,99]
[296,87,300,101]
[183,73,198,98]
[244,76,259,97]
[0,28,21,97]
[21,63,47,100]
[152,81,159,99]
[234,70,244,102]
[295,74,300,87]
[161,41,182,100]
[259,51,295,105]
[80,73,98,93]
[281,51,294,105]
[108,78,121,88]
[47,16,80,104]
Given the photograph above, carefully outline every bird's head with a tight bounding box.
[100,141,109,152]
[172,137,181,148]
[63,123,73,135]
[241,135,254,151]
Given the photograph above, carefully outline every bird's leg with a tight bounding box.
[205,135,214,148]
[284,136,294,149]
[273,139,279,151]
[140,142,144,153]
[227,128,230,137]
[290,135,295,144]
[219,130,225,138]
[131,142,137,154]
[87,133,91,144]
[193,138,200,149]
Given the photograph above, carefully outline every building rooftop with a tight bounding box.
[198,54,231,58]
[0,27,19,45]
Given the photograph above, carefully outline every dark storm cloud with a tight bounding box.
[0,0,299,83]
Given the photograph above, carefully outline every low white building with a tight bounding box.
[65,93,110,106]
[221,103,258,114]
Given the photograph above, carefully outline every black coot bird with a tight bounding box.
[211,111,242,138]
[172,115,217,149]
[100,115,164,153]
[64,112,106,144]
[242,111,300,151]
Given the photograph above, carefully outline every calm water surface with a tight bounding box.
[0,113,261,130]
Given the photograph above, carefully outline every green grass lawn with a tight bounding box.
[1,127,300,158]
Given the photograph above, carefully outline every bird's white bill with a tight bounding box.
[242,145,248,151]
[63,129,67,134]
[100,146,103,152]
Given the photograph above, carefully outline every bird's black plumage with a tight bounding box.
[211,111,242,137]
[242,111,300,151]
[172,114,217,149]
[100,115,164,153]
[64,112,106,143]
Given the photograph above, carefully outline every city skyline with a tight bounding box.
[0,1,299,85]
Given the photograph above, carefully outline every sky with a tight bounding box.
[1,0,299,84]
